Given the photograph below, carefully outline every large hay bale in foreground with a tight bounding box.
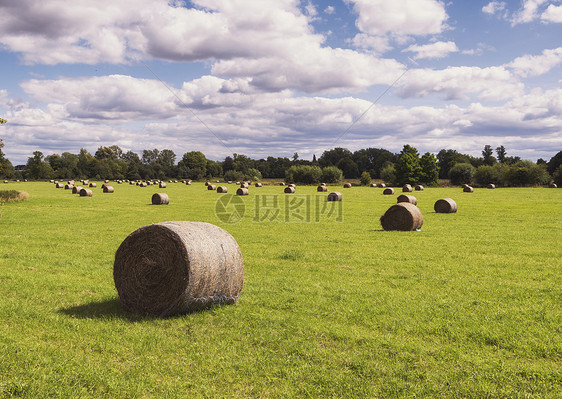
[103,185,114,193]
[380,203,423,231]
[383,187,394,195]
[236,187,249,196]
[317,185,327,192]
[327,192,342,201]
[79,188,93,197]
[217,186,228,193]
[402,184,413,192]
[152,193,169,205]
[463,186,474,192]
[434,198,457,213]
[113,221,244,316]
[397,194,417,205]
[284,186,295,193]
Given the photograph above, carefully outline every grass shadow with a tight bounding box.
[59,297,157,322]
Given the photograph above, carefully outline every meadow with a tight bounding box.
[0,181,561,398]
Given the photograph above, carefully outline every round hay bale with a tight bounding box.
[284,186,295,194]
[415,185,424,191]
[343,183,352,188]
[380,202,423,231]
[255,183,262,187]
[288,183,296,188]
[397,194,417,205]
[236,181,241,185]
[549,182,557,188]
[152,193,169,205]
[488,184,496,189]
[236,188,249,196]
[129,181,135,185]
[463,186,474,193]
[103,185,115,193]
[159,182,167,188]
[217,186,228,193]
[185,181,192,185]
[327,191,342,201]
[65,184,73,190]
[402,184,413,192]
[370,183,377,187]
[279,182,285,186]
[113,221,244,317]
[434,198,457,213]
[227,181,233,184]
[461,184,469,189]
[207,184,217,191]
[383,187,394,195]
[379,183,386,188]
[68,180,75,185]
[317,185,327,192]
[89,182,97,188]
[72,186,83,194]
[104,179,109,183]
[79,188,93,197]
[320,182,326,186]
[4,180,9,184]
[205,181,210,186]
[118,181,123,184]
[55,183,63,188]
[240,182,249,189]
[49,179,54,183]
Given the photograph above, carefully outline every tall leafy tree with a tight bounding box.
[496,145,506,163]
[419,152,440,185]
[482,145,496,166]
[318,147,353,167]
[395,145,422,185]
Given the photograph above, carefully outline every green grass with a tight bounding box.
[0,181,561,398]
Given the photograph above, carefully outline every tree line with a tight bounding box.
[0,138,561,187]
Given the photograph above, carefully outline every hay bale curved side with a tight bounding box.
[434,198,457,213]
[217,186,228,193]
[103,185,114,193]
[402,184,412,192]
[236,188,249,196]
[380,202,423,231]
[152,193,169,205]
[383,187,394,195]
[79,188,93,197]
[415,185,424,191]
[72,186,83,194]
[159,182,167,188]
[89,183,97,188]
[255,183,262,187]
[379,183,386,188]
[327,191,342,201]
[113,221,244,316]
[463,186,474,192]
[487,184,496,189]
[207,184,217,191]
[317,185,327,192]
[284,186,295,193]
[343,183,352,188]
[397,194,417,205]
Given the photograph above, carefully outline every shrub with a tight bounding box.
[474,165,501,186]
[503,161,549,186]
[360,171,371,186]
[243,168,262,182]
[320,166,343,184]
[223,170,243,182]
[380,163,396,185]
[553,165,562,186]
[285,165,322,184]
[448,163,475,185]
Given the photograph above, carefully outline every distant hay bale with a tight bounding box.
[463,186,474,192]
[68,180,75,185]
[152,193,169,205]
[461,184,469,189]
[379,183,386,188]
[383,187,394,195]
[89,183,97,188]
[72,186,83,194]
[370,183,377,187]
[55,183,63,188]
[488,184,496,189]
[236,188,249,196]
[434,198,457,213]
[397,194,417,205]
[205,181,210,186]
[402,184,413,192]
[227,181,233,184]
[3,180,8,184]
[255,183,262,187]
[185,181,192,185]
[159,182,167,188]
[79,188,93,197]
[140,182,147,187]
[415,185,424,191]
[236,181,241,185]
[82,180,89,185]
[103,186,115,193]
[320,182,326,186]
[104,179,109,183]
[129,181,135,185]
[279,182,285,186]
[317,185,327,192]
[288,184,296,188]
[380,202,423,231]
[217,186,228,193]
[65,184,73,190]
[327,191,342,201]
[240,182,249,189]
[343,183,352,188]
[207,184,217,191]
[113,221,244,316]
[284,186,295,194]
[118,181,123,184]
[549,182,557,188]
[49,180,54,183]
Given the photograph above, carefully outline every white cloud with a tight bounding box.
[511,0,548,25]
[482,1,507,15]
[349,33,392,54]
[402,41,459,60]
[541,4,562,22]
[324,6,335,15]
[507,47,562,77]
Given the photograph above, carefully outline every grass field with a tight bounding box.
[0,181,561,398]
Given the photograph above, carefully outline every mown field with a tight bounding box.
[0,181,561,398]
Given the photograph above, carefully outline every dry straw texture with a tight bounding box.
[79,188,93,197]
[434,198,457,213]
[463,186,474,193]
[4,180,9,184]
[240,182,249,189]
[103,186,115,193]
[64,184,73,190]
[152,193,169,205]
[380,202,423,231]
[343,183,352,188]
[327,192,342,201]
[236,188,249,196]
[402,184,413,192]
[397,194,417,205]
[113,221,244,317]
[415,185,424,191]
[370,183,377,187]
[317,185,327,192]
[217,186,228,193]
[383,187,395,195]
[284,186,295,194]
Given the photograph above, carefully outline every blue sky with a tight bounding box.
[1,0,561,165]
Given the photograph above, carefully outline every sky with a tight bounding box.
[0,0,561,166]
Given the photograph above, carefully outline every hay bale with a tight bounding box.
[205,181,210,186]
[140,182,148,187]
[402,184,413,192]
[284,186,295,193]
[79,188,93,197]
[207,184,217,191]
[279,182,285,186]
[236,188,249,196]
[118,181,123,184]
[370,183,377,187]
[317,185,327,192]
[129,181,135,185]
[152,193,169,205]
[89,183,97,188]
[379,183,386,188]
[487,184,496,189]
[434,198,457,213]
[327,191,342,201]
[461,183,469,189]
[49,180,54,183]
[549,182,557,188]
[103,185,115,193]
[113,221,244,317]
[65,184,73,190]
[288,183,296,188]
[236,181,241,185]
[72,186,83,194]
[415,185,424,191]
[240,182,249,189]
[320,182,326,186]
[4,180,8,184]
[217,186,228,193]
[463,186,474,192]
[383,187,394,195]
[380,202,423,231]
[227,181,233,184]
[397,194,417,205]
[185,181,192,185]
[255,183,262,187]
[159,182,167,188]
[68,180,75,185]
[343,183,352,188]
[55,183,63,188]
[104,179,109,183]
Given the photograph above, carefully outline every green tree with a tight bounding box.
[320,166,343,183]
[482,145,496,166]
[360,171,371,186]
[26,151,54,179]
[437,149,473,179]
[395,145,421,185]
[448,163,475,185]
[474,165,501,186]
[318,147,353,167]
[547,151,562,175]
[0,138,15,178]
[178,151,207,179]
[496,145,506,163]
[0,117,6,124]
[380,162,396,184]
[419,152,440,185]
[552,165,562,186]
[336,157,359,178]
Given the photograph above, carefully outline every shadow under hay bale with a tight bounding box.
[463,186,474,192]
[103,186,114,193]
[217,186,228,193]
[383,187,394,195]
[327,192,342,201]
[434,198,457,213]
[79,188,93,197]
[236,188,249,196]
[317,185,327,192]
[152,193,169,205]
[415,185,424,191]
[380,202,423,231]
[402,184,413,192]
[397,194,417,205]
[113,221,244,317]
[343,183,352,188]
[284,186,295,193]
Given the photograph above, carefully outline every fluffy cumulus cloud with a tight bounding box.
[541,4,562,22]
[507,47,562,77]
[511,0,549,25]
[402,41,459,60]
[482,1,507,15]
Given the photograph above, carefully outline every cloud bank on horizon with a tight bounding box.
[0,0,561,164]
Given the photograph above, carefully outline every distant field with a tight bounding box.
[0,181,561,398]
